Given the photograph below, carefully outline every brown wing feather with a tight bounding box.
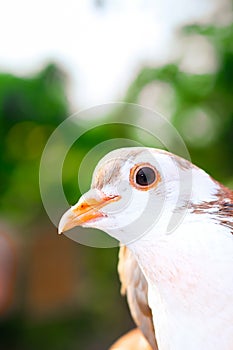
[118,246,158,350]
[192,183,233,233]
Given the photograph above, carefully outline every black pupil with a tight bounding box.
[135,167,156,186]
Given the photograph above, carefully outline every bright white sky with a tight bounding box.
[0,0,225,108]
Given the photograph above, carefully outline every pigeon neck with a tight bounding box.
[127,218,233,350]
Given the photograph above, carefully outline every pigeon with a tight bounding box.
[109,327,153,349]
[59,147,233,350]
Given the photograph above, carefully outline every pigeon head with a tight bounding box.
[58,147,218,244]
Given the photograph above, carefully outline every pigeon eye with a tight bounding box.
[136,167,155,186]
[130,163,160,191]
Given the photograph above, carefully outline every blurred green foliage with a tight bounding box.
[0,64,69,223]
[126,23,233,184]
[0,20,233,350]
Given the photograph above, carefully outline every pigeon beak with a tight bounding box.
[58,190,121,234]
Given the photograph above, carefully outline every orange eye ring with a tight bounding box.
[129,163,161,191]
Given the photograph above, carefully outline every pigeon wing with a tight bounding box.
[118,246,158,350]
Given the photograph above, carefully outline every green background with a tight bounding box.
[0,12,233,350]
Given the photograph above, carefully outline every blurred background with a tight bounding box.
[0,0,233,349]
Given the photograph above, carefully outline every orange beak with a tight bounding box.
[58,190,121,234]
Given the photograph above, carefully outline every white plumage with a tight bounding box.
[59,147,233,350]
